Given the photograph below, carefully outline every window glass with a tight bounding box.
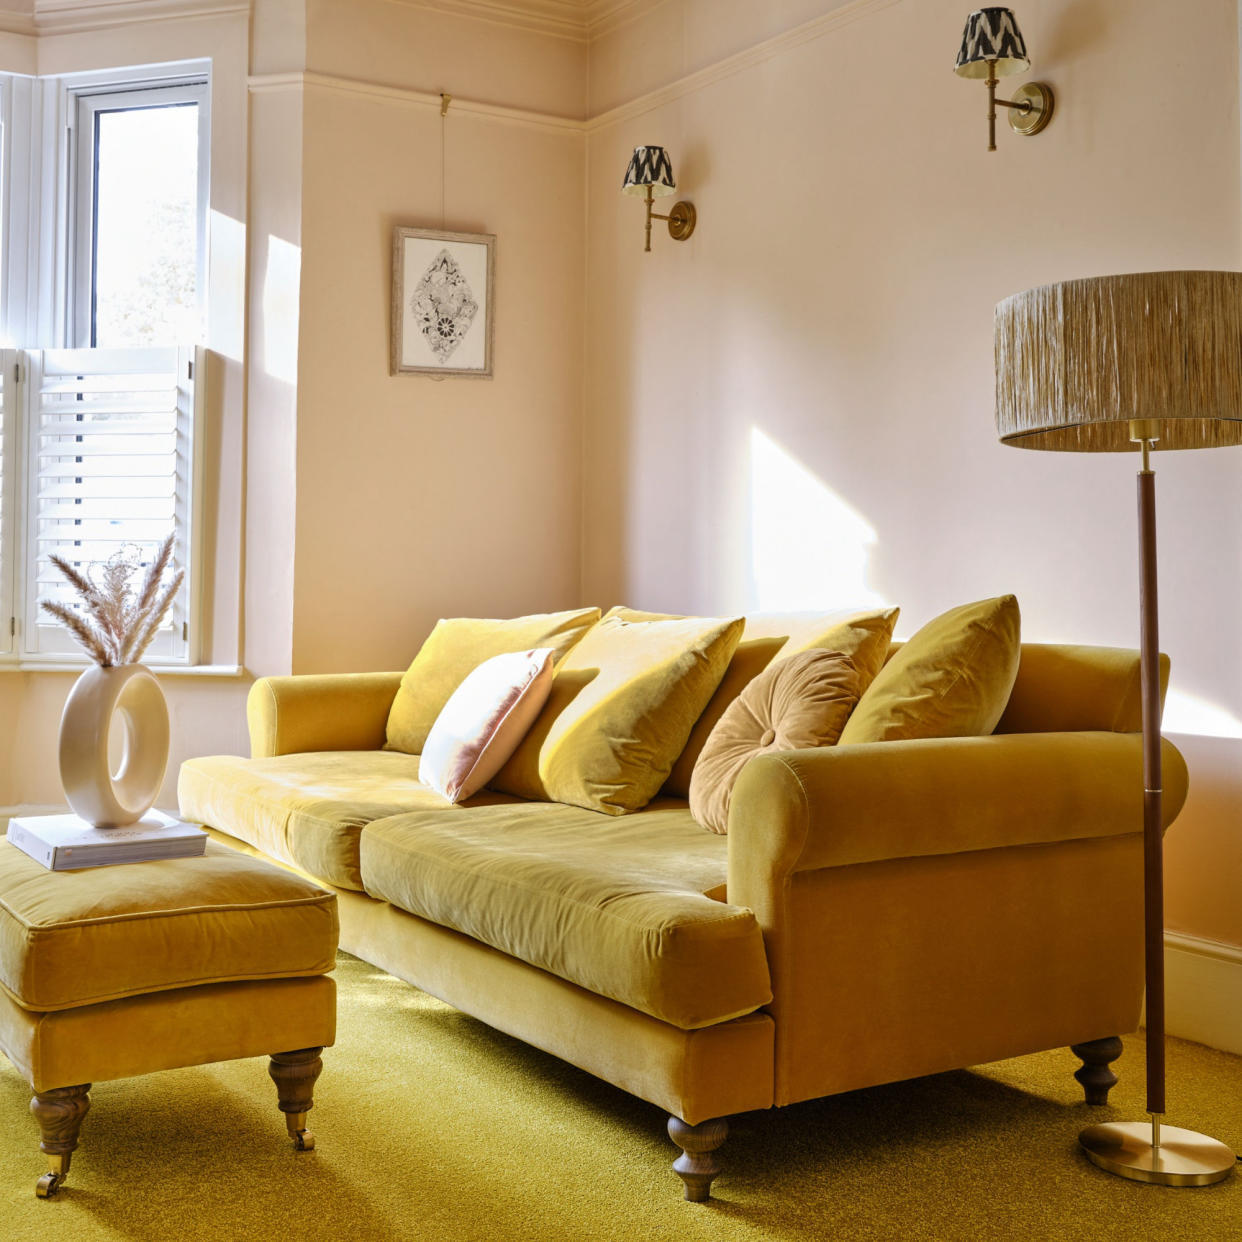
[92,102,200,348]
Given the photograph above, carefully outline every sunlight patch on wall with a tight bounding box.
[260,234,301,386]
[208,211,245,363]
[1162,688,1242,740]
[749,427,884,610]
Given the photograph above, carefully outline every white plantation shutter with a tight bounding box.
[22,346,200,662]
[0,351,16,656]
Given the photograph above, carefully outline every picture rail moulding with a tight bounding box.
[246,72,587,136]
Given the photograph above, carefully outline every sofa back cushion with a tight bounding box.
[385,608,601,756]
[491,613,744,815]
[839,595,1021,744]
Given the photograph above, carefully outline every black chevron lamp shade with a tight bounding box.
[954,7,1030,79]
[622,146,677,198]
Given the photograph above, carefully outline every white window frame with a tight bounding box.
[0,350,16,658]
[0,61,211,670]
[70,76,210,350]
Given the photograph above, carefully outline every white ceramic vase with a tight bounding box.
[58,664,170,828]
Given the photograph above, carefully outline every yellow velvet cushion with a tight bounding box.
[839,595,1021,744]
[358,798,771,1029]
[662,606,899,796]
[384,608,601,756]
[0,840,338,1012]
[179,750,523,891]
[690,650,862,834]
[491,613,744,814]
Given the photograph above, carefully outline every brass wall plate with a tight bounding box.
[668,201,696,241]
[1009,82,1054,136]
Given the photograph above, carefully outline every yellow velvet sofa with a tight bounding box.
[178,642,1187,1200]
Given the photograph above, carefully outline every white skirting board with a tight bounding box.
[1161,932,1242,1056]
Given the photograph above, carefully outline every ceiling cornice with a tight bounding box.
[583,0,663,39]
[3,0,662,42]
[30,0,245,35]
[387,0,591,41]
[384,0,659,42]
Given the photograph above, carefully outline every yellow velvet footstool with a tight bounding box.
[0,838,338,1197]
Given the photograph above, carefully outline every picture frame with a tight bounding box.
[391,227,495,378]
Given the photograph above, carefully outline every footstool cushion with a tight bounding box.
[0,841,338,1011]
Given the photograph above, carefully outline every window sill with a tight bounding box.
[0,662,245,678]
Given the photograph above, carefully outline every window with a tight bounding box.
[73,81,209,349]
[0,66,210,667]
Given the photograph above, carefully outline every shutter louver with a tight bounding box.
[23,346,196,662]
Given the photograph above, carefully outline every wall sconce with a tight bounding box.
[622,146,696,252]
[955,7,1054,151]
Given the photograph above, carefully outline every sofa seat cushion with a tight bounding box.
[0,840,337,1012]
[179,751,524,891]
[359,799,772,1030]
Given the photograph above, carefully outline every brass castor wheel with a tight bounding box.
[292,1129,315,1152]
[35,1171,63,1198]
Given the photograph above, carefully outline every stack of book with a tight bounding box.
[4,810,208,871]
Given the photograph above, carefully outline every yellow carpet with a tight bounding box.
[1,951,1238,1241]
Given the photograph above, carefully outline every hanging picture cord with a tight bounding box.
[440,92,451,231]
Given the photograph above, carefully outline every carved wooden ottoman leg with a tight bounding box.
[31,1084,91,1198]
[1071,1036,1123,1105]
[268,1048,323,1151]
[668,1116,728,1202]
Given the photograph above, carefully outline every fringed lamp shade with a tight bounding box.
[954,7,1030,79]
[622,146,677,198]
[995,271,1242,452]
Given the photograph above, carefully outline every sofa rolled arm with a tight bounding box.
[247,672,405,758]
[727,731,1189,915]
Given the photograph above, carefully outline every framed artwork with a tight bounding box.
[391,227,495,378]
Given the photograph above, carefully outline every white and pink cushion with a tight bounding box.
[418,648,556,803]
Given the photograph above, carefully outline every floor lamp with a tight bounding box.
[994,270,1238,1186]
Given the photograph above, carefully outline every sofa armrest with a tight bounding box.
[724,731,1188,1108]
[247,672,405,758]
[728,731,1188,913]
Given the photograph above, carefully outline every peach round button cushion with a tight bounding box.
[689,649,863,834]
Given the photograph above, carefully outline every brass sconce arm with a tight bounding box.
[983,59,1054,152]
[642,185,697,253]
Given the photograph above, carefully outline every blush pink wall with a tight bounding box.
[582,0,1242,948]
[292,81,586,673]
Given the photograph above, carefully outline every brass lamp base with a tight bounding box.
[1080,1122,1236,1186]
[1008,82,1054,135]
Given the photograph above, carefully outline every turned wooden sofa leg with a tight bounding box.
[1071,1036,1123,1105]
[268,1048,324,1151]
[31,1083,91,1198]
[668,1116,728,1201]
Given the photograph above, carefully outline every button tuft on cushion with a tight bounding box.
[759,729,777,747]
